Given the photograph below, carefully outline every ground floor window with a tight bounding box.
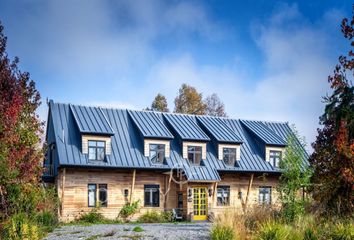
[259,186,272,205]
[217,186,230,206]
[144,185,160,207]
[88,184,108,207]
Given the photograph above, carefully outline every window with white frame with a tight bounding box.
[223,148,236,166]
[217,186,230,206]
[269,150,282,167]
[187,146,202,165]
[259,186,271,205]
[149,144,165,164]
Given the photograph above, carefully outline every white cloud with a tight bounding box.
[146,4,344,151]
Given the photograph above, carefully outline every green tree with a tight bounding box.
[148,93,169,112]
[204,93,227,117]
[277,127,312,222]
[174,84,206,115]
[309,7,354,216]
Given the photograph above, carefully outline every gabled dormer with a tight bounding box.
[70,104,114,162]
[163,113,210,165]
[128,110,174,165]
[196,116,243,167]
[240,120,286,167]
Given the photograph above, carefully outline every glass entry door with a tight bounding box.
[193,187,207,220]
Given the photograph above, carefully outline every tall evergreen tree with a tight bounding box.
[174,84,206,115]
[204,93,227,117]
[309,8,354,216]
[149,93,169,112]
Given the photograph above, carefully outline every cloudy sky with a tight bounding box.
[0,0,352,150]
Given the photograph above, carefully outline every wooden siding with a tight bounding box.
[217,144,241,160]
[143,139,171,158]
[182,142,207,159]
[82,135,112,155]
[57,169,280,222]
[265,146,285,162]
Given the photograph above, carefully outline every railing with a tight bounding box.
[43,164,54,176]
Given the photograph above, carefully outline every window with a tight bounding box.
[269,150,282,167]
[88,184,108,207]
[149,144,165,164]
[259,186,272,205]
[217,186,230,206]
[88,140,105,161]
[223,148,236,166]
[144,185,160,207]
[98,184,108,207]
[187,146,202,165]
[88,184,97,207]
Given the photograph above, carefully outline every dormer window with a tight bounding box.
[149,144,165,164]
[187,146,202,165]
[88,140,105,161]
[223,148,236,166]
[269,150,282,168]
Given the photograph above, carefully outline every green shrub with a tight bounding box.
[330,222,354,240]
[256,221,291,240]
[78,208,104,223]
[161,210,174,222]
[36,210,57,230]
[211,224,235,240]
[132,226,144,232]
[118,200,140,221]
[2,213,40,240]
[137,210,162,223]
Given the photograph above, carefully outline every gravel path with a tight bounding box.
[45,223,211,240]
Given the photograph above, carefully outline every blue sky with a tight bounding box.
[0,0,352,149]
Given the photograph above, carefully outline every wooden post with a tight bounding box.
[163,171,173,209]
[244,173,254,211]
[212,182,218,208]
[129,169,136,203]
[60,168,66,217]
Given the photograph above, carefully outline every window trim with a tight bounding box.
[187,145,203,165]
[269,150,282,168]
[88,140,106,161]
[217,186,230,206]
[259,186,272,205]
[149,143,165,164]
[144,184,160,207]
[222,147,237,166]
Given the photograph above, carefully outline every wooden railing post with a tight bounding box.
[243,173,254,212]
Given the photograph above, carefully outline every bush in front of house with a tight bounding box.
[118,200,140,222]
[78,208,105,224]
[137,210,174,223]
[210,224,235,240]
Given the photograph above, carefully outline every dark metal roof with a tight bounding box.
[163,113,210,141]
[70,104,114,135]
[128,110,174,139]
[240,120,287,146]
[46,101,308,181]
[197,116,242,143]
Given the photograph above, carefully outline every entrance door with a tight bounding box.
[193,187,207,220]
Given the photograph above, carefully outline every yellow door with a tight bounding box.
[193,187,207,220]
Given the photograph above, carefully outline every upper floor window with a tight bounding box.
[269,150,282,167]
[144,185,160,207]
[217,186,230,206]
[259,186,271,205]
[149,144,165,164]
[187,146,202,165]
[223,148,236,166]
[88,140,105,161]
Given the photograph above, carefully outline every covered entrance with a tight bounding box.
[193,187,207,220]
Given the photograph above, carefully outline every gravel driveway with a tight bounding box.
[45,223,211,240]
